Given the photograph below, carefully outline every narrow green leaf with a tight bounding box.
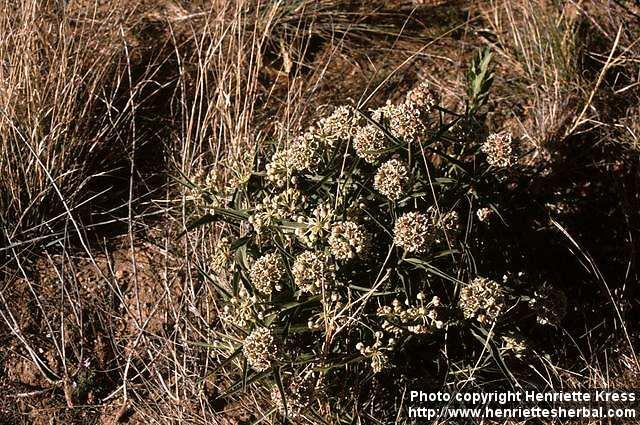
[404,258,466,285]
[273,367,289,420]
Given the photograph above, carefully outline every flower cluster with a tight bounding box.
[249,189,303,234]
[393,212,434,253]
[356,332,393,374]
[290,131,322,172]
[292,251,336,294]
[476,207,493,222]
[353,123,388,163]
[265,150,293,187]
[481,132,517,168]
[501,335,528,358]
[406,81,435,110]
[220,287,257,329]
[328,221,369,260]
[316,105,360,146]
[243,327,279,372]
[295,203,334,246]
[459,277,505,324]
[434,210,460,243]
[372,100,426,144]
[249,253,285,295]
[373,159,410,201]
[376,294,446,335]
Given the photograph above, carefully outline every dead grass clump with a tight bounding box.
[482,0,640,155]
[481,0,583,149]
[0,0,174,250]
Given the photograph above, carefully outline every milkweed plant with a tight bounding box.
[187,49,567,421]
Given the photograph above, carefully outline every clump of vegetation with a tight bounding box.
[195,50,569,421]
[0,1,150,246]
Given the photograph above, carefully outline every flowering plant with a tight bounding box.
[191,50,566,420]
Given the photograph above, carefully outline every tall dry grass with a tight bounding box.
[0,0,160,253]
[483,0,640,148]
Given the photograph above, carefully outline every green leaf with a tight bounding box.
[180,207,250,236]
[470,324,519,389]
[170,168,199,191]
[314,354,365,373]
[242,357,250,392]
[217,369,272,399]
[180,214,216,236]
[467,47,494,115]
[231,235,252,250]
[269,295,322,313]
[195,262,232,299]
[404,258,466,285]
[210,207,250,222]
[347,284,396,296]
[273,367,289,420]
[424,249,461,261]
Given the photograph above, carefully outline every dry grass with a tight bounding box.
[481,0,640,149]
[1,1,639,424]
[0,1,142,245]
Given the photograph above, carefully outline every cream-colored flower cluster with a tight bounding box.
[266,104,361,179]
[243,327,279,372]
[351,84,432,164]
[437,210,460,233]
[392,210,461,252]
[220,287,257,329]
[459,277,505,325]
[501,335,528,358]
[295,202,334,246]
[405,82,435,110]
[433,210,460,244]
[373,159,409,201]
[372,100,426,144]
[292,251,336,294]
[356,331,394,374]
[476,207,493,222]
[290,131,322,172]
[353,123,388,164]
[316,105,360,147]
[377,294,445,335]
[249,252,285,295]
[249,188,303,234]
[265,150,293,188]
[481,132,517,168]
[393,212,434,253]
[328,221,369,260]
